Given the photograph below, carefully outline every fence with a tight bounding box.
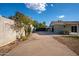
[0,16,16,47]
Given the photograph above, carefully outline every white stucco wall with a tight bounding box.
[0,16,16,47]
[53,24,79,35]
[77,24,79,35]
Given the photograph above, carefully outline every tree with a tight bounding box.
[37,21,46,29]
[9,12,35,39]
[9,12,32,28]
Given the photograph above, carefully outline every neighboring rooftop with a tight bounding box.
[50,20,79,25]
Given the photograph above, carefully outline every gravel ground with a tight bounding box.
[53,36,79,55]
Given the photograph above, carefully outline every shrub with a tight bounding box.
[64,30,69,35]
[20,36,28,41]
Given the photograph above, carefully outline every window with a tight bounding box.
[71,26,77,32]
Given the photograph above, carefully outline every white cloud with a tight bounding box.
[58,15,65,18]
[25,3,47,14]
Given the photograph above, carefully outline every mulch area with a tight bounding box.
[53,36,79,55]
[0,40,20,56]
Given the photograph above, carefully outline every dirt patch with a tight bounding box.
[53,36,79,55]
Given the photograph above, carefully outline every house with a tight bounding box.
[50,20,79,35]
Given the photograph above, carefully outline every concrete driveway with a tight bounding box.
[6,32,77,56]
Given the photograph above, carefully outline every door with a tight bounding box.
[52,26,54,32]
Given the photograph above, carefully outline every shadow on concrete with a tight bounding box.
[36,31,56,35]
[35,31,66,36]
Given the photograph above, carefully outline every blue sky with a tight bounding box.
[0,3,79,26]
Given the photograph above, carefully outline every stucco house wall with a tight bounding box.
[50,21,79,35]
[53,25,64,34]
[77,24,79,34]
[64,25,71,33]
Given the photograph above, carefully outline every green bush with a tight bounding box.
[20,36,28,41]
[64,30,69,35]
